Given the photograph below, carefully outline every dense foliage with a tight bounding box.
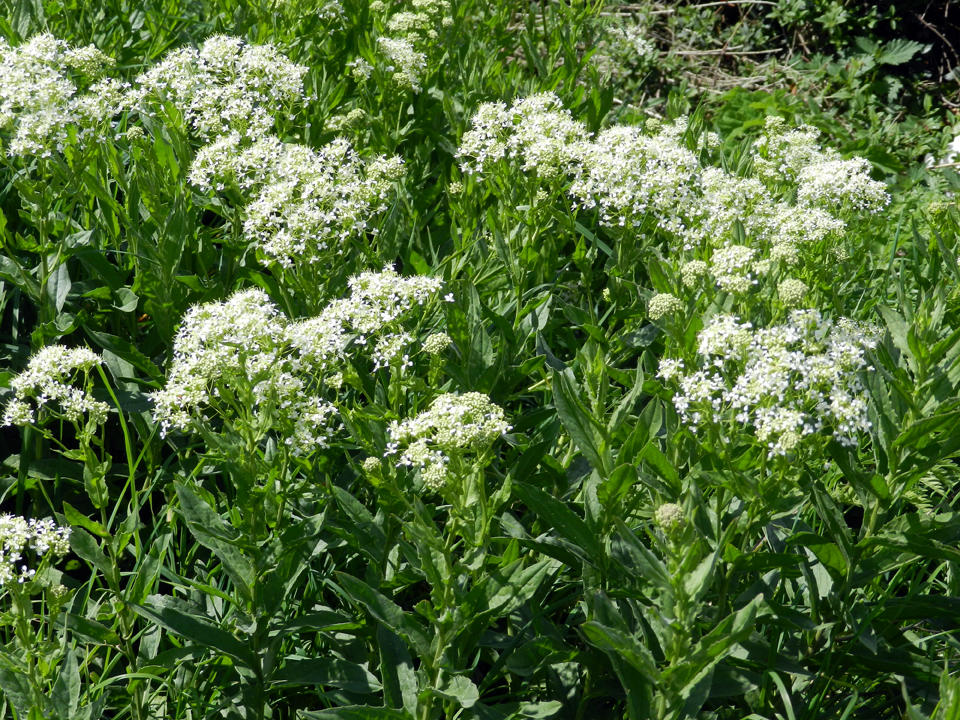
[1,1,959,719]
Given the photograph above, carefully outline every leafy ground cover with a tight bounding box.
[1,1,959,718]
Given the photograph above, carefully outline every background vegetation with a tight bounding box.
[1,0,959,718]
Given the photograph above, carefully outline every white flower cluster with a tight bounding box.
[778,278,809,307]
[751,120,824,183]
[377,37,426,92]
[150,288,286,436]
[591,22,658,79]
[710,244,759,294]
[662,310,880,457]
[570,121,703,238]
[130,35,307,140]
[458,93,588,177]
[151,268,445,455]
[190,133,403,268]
[653,502,685,536]
[0,515,71,587]
[753,117,888,213]
[386,392,510,489]
[3,345,109,429]
[459,97,888,273]
[648,293,683,321]
[796,157,890,212]
[386,0,451,40]
[370,0,450,92]
[0,34,124,157]
[317,0,346,21]
[423,331,452,354]
[694,167,844,256]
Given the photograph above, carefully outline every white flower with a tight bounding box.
[680,260,708,287]
[657,358,684,382]
[423,332,452,354]
[0,515,71,587]
[711,244,759,294]
[130,35,306,141]
[697,314,753,359]
[348,57,373,81]
[152,268,445,455]
[377,36,426,92]
[797,157,889,213]
[4,345,108,428]
[672,310,878,455]
[654,502,685,534]
[752,118,830,184]
[0,34,120,157]
[778,278,809,307]
[458,93,588,177]
[648,293,683,320]
[191,134,404,269]
[372,332,414,370]
[568,121,699,236]
[388,392,510,489]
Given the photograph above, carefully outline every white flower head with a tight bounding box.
[0,34,120,157]
[458,93,588,177]
[4,345,108,428]
[130,35,306,141]
[0,515,71,588]
[673,311,878,456]
[388,392,510,490]
[648,293,683,321]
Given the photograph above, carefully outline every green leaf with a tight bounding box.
[83,328,162,379]
[70,527,114,577]
[612,519,672,592]
[0,254,39,299]
[299,707,411,720]
[878,39,926,66]
[174,481,254,602]
[639,442,679,486]
[938,671,960,720]
[0,666,32,718]
[513,702,563,718]
[673,595,763,702]
[580,621,659,681]
[273,610,361,637]
[334,573,430,657]
[50,648,80,719]
[598,464,637,507]
[61,614,120,645]
[809,480,853,574]
[552,368,609,474]
[46,259,71,313]
[271,657,381,693]
[513,483,602,562]
[83,464,109,510]
[683,547,721,604]
[877,306,917,374]
[130,595,257,668]
[113,287,139,312]
[892,410,960,451]
[331,485,387,557]
[607,365,645,434]
[62,502,111,538]
[434,674,479,709]
[377,625,419,717]
[407,250,429,275]
[467,557,560,622]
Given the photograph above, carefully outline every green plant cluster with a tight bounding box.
[0,1,959,720]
